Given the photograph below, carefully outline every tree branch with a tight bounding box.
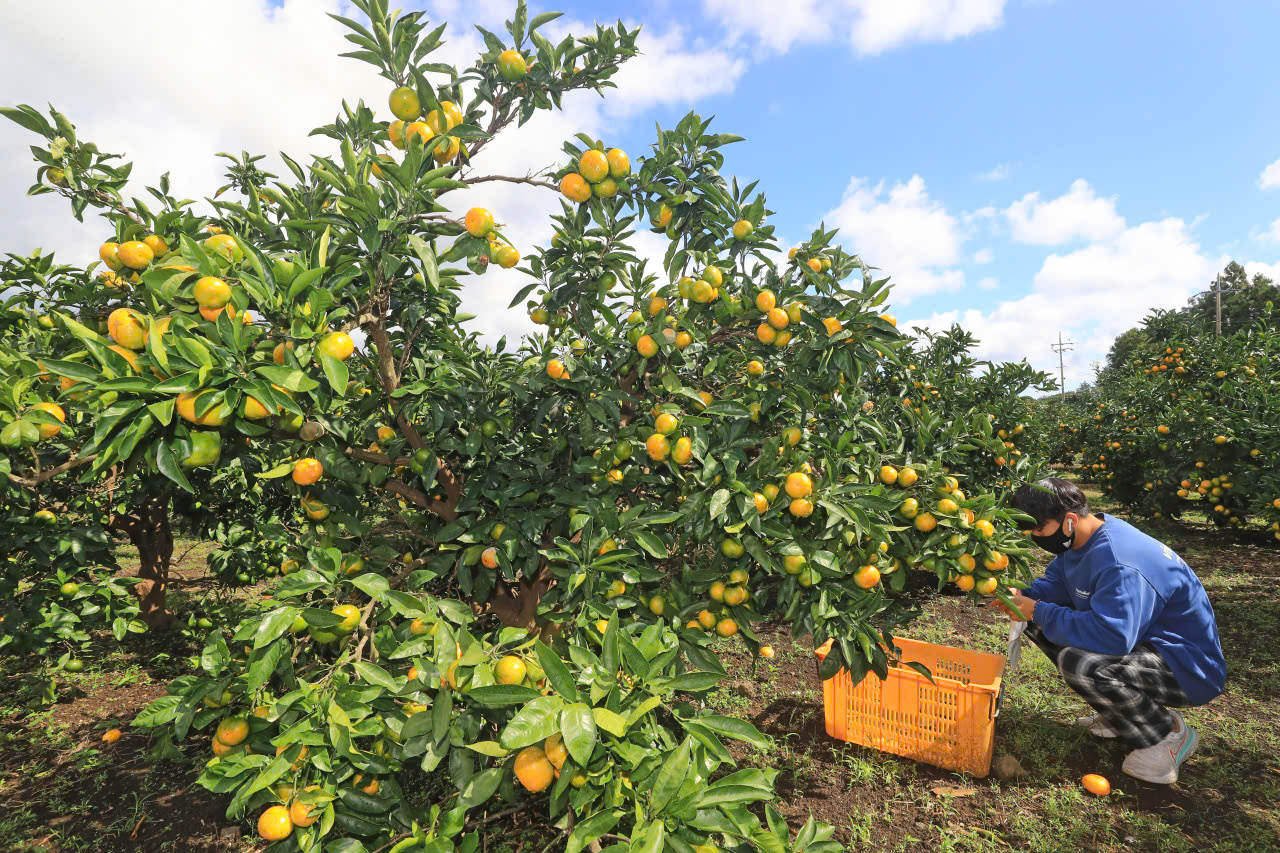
[464,174,558,191]
[7,453,98,489]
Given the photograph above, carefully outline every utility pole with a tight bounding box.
[1050,332,1074,400]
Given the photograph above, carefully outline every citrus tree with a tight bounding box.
[1065,305,1279,536]
[3,1,1041,849]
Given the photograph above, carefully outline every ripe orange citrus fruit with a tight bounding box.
[767,308,789,330]
[257,805,294,841]
[194,276,231,308]
[99,241,123,271]
[955,574,975,592]
[204,233,243,263]
[176,391,231,427]
[1082,774,1111,796]
[494,245,520,268]
[289,787,322,827]
[654,203,672,228]
[878,465,898,485]
[102,728,122,744]
[117,240,153,270]
[976,576,999,595]
[107,308,146,350]
[606,148,630,178]
[716,617,738,636]
[646,433,670,461]
[785,472,813,499]
[854,565,880,589]
[709,581,726,601]
[756,323,777,345]
[497,49,528,81]
[514,746,555,792]
[30,402,66,439]
[672,436,693,465]
[579,150,609,183]
[464,207,495,237]
[481,546,499,569]
[806,258,822,272]
[495,655,526,685]
[914,512,937,532]
[561,173,591,203]
[318,331,354,361]
[636,334,658,358]
[332,604,361,633]
[655,413,679,434]
[732,220,753,239]
[300,495,329,521]
[789,498,814,518]
[292,458,323,486]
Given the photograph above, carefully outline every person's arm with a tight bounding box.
[1032,566,1162,655]
[1024,558,1072,607]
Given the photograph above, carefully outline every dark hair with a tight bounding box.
[1011,478,1091,529]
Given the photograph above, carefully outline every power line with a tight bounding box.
[1050,332,1075,400]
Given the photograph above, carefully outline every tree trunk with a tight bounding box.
[109,497,176,629]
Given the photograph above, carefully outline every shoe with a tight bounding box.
[1074,714,1119,739]
[1122,710,1199,785]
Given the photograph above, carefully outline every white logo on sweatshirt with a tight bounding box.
[1074,588,1091,599]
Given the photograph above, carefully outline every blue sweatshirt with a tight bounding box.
[1027,514,1226,705]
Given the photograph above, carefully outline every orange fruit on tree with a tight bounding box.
[514,746,555,792]
[731,220,753,239]
[30,402,66,439]
[914,512,937,532]
[318,331,354,361]
[937,498,959,514]
[176,390,231,426]
[785,472,813,499]
[806,258,822,273]
[708,581,726,601]
[494,650,524,686]
[646,433,670,461]
[561,173,591,203]
[752,492,769,513]
[464,207,495,237]
[405,120,432,146]
[300,495,329,521]
[789,498,814,518]
[672,436,693,465]
[653,203,673,228]
[579,150,609,183]
[292,458,324,486]
[879,313,897,327]
[289,786,323,827]
[853,565,880,589]
[983,551,1008,572]
[426,100,463,132]
[756,323,777,345]
[674,331,692,349]
[204,233,243,263]
[696,609,717,630]
[747,359,765,376]
[546,359,567,380]
[723,586,747,606]
[636,334,658,358]
[648,295,668,317]
[755,289,777,312]
[194,275,231,308]
[899,497,919,519]
[497,48,528,81]
[605,148,630,178]
[258,805,293,841]
[898,467,918,487]
[332,604,360,633]
[766,307,789,330]
[433,135,461,162]
[974,519,995,539]
[648,594,665,615]
[388,86,421,120]
[117,240,154,270]
[822,316,842,336]
[782,426,802,446]
[957,554,976,573]
[388,119,406,149]
[976,576,999,596]
[494,245,520,268]
[99,241,123,271]
[107,307,146,350]
[211,735,234,757]
[878,465,898,485]
[215,716,249,746]
[955,574,975,592]
[655,413,679,434]
[716,617,738,636]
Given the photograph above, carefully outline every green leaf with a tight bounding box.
[630,529,667,558]
[353,662,398,692]
[465,685,542,707]
[254,366,320,392]
[709,488,731,520]
[155,439,194,493]
[534,641,578,701]
[457,767,502,810]
[648,736,692,815]
[319,349,348,396]
[498,696,563,749]
[565,809,622,853]
[559,703,596,767]
[350,573,389,600]
[254,607,299,650]
[592,707,626,738]
[696,715,770,749]
[464,741,509,757]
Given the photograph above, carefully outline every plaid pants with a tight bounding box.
[1026,624,1189,748]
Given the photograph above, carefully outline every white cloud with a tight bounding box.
[0,0,747,347]
[907,214,1218,389]
[977,163,1014,182]
[1004,179,1126,245]
[1244,260,1280,282]
[1259,158,1280,190]
[823,175,966,302]
[978,276,998,290]
[702,0,1006,56]
[973,248,994,264]
[1260,218,1280,242]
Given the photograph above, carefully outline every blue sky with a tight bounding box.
[2,0,1278,389]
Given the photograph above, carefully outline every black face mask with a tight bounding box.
[1031,517,1074,555]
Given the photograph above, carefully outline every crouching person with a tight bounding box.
[998,478,1226,784]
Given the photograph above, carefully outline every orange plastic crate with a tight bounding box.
[815,636,1007,777]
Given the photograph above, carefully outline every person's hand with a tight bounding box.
[989,587,1036,621]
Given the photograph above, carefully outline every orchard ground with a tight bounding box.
[2,486,1276,852]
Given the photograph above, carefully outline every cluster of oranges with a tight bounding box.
[559,147,630,203]
[513,732,586,792]
[1141,345,1188,375]
[463,207,520,270]
[386,86,464,163]
[753,288,801,348]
